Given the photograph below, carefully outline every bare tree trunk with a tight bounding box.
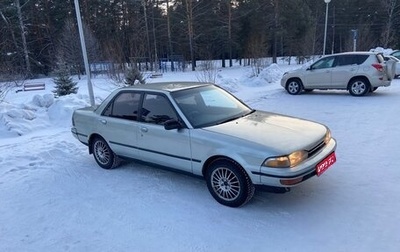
[142,0,153,71]
[382,0,397,47]
[152,0,159,72]
[228,0,233,67]
[166,0,175,71]
[272,0,279,63]
[185,0,196,71]
[15,0,31,76]
[0,10,21,66]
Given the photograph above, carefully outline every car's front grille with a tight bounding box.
[307,140,326,158]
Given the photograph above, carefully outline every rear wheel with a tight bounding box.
[348,78,370,96]
[92,137,120,169]
[286,79,303,95]
[206,159,255,207]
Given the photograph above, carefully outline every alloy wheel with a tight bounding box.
[210,167,241,201]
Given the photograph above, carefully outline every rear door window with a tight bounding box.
[103,92,141,120]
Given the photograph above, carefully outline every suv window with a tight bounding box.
[335,55,368,67]
[103,92,141,120]
[312,56,335,69]
[353,55,369,65]
[141,94,178,125]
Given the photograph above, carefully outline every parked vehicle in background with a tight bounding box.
[71,82,337,207]
[391,50,400,60]
[384,55,400,78]
[281,52,396,96]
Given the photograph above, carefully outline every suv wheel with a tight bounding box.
[348,78,370,96]
[286,79,303,95]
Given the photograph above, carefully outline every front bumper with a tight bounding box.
[255,138,337,187]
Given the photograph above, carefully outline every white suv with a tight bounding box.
[281,52,396,96]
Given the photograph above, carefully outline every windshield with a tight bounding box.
[171,85,253,128]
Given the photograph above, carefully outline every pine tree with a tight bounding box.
[124,67,145,86]
[53,63,78,96]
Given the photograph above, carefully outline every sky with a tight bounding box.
[1,57,399,252]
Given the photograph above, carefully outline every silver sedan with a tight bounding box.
[71,82,337,207]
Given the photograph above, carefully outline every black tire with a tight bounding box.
[348,78,370,96]
[285,79,303,95]
[92,137,120,169]
[206,159,255,207]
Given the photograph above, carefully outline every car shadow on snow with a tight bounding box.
[110,159,333,211]
[297,89,395,97]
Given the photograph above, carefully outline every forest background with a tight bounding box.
[1,0,399,81]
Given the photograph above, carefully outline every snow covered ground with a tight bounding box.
[1,62,399,252]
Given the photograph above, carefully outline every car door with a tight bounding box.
[96,91,141,158]
[303,56,335,88]
[330,55,360,88]
[136,93,193,173]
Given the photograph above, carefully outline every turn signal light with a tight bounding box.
[280,177,303,186]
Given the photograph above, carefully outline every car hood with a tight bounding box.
[286,66,307,75]
[204,111,327,154]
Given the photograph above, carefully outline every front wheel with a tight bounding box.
[348,78,370,96]
[286,79,303,95]
[206,159,255,207]
[92,137,120,169]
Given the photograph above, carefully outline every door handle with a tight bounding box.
[99,119,107,124]
[141,127,148,133]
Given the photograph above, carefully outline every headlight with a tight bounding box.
[264,150,308,168]
[324,129,331,145]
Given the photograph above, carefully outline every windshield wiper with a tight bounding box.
[216,109,255,125]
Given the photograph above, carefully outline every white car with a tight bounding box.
[71,82,337,207]
[384,55,400,78]
[391,50,400,60]
[281,52,396,96]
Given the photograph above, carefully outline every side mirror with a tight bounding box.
[164,119,184,130]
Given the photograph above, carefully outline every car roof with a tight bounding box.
[330,51,380,56]
[119,82,211,93]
